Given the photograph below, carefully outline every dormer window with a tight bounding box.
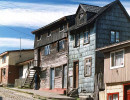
[60,25,64,31]
[79,13,84,19]
[47,31,51,37]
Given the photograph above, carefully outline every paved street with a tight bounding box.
[0,87,37,100]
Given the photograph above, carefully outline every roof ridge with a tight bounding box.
[80,3,101,8]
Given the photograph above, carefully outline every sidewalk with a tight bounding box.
[7,87,76,100]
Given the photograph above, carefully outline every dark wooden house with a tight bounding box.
[32,15,75,94]
[67,0,130,99]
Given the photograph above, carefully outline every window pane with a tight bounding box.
[85,58,91,76]
[111,31,115,43]
[44,45,50,55]
[84,32,89,43]
[116,32,119,42]
[59,40,64,51]
[113,94,118,100]
[115,51,123,66]
[111,53,115,67]
[75,34,80,47]
[108,95,112,100]
[55,67,62,77]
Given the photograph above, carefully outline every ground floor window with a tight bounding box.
[107,93,119,100]
[41,70,47,79]
[55,66,62,77]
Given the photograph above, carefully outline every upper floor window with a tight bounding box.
[84,57,92,77]
[44,45,50,56]
[79,13,84,20]
[110,31,119,43]
[2,68,6,76]
[107,92,119,100]
[110,49,124,69]
[2,55,6,64]
[84,31,89,44]
[58,40,65,51]
[47,31,51,37]
[60,25,64,31]
[79,13,84,24]
[74,33,80,47]
[37,34,41,40]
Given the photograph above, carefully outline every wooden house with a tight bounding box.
[67,0,130,99]
[32,15,75,94]
[0,49,34,86]
[97,40,130,100]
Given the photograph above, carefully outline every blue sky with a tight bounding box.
[0,0,130,53]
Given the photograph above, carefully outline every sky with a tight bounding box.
[0,0,130,53]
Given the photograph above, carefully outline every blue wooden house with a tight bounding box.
[67,0,130,99]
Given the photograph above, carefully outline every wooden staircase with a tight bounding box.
[22,69,36,88]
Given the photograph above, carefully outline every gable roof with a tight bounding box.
[69,0,130,32]
[80,4,102,13]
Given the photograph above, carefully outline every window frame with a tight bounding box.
[2,68,6,76]
[57,39,65,52]
[44,45,50,56]
[110,30,120,43]
[83,31,90,45]
[2,55,6,64]
[55,66,62,78]
[37,34,41,41]
[107,92,119,100]
[47,31,51,37]
[110,49,124,69]
[73,33,80,48]
[84,57,92,77]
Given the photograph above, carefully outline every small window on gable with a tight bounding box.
[84,31,90,44]
[2,55,6,64]
[79,13,84,24]
[84,57,92,77]
[37,34,41,40]
[107,93,119,100]
[55,66,62,77]
[74,33,80,47]
[47,31,51,37]
[110,31,119,43]
[110,49,124,69]
[79,13,84,19]
[44,45,50,56]
[58,40,65,52]
[60,25,64,31]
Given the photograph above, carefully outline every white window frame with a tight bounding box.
[110,49,124,69]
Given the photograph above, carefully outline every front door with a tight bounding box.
[127,90,130,100]
[73,61,79,88]
[63,65,67,88]
[50,68,54,89]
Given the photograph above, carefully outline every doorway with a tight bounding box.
[50,68,55,89]
[124,84,130,100]
[73,61,79,88]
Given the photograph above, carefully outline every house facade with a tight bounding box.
[97,40,130,100]
[68,0,130,99]
[32,15,75,94]
[0,49,34,86]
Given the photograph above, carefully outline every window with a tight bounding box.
[41,70,47,79]
[60,25,64,31]
[37,34,41,40]
[2,68,6,76]
[58,40,65,51]
[110,31,119,43]
[44,45,50,55]
[107,93,119,100]
[79,13,84,20]
[74,33,80,47]
[79,13,84,24]
[84,31,89,44]
[84,57,92,77]
[2,55,6,64]
[110,49,124,69]
[55,66,62,77]
[47,31,51,37]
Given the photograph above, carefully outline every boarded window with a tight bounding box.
[58,40,65,51]
[55,66,62,77]
[110,50,124,69]
[84,31,89,44]
[110,31,119,43]
[107,93,119,100]
[74,33,80,47]
[84,57,92,77]
[2,55,6,64]
[41,70,47,79]
[44,45,50,55]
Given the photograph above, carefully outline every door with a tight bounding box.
[73,61,79,88]
[63,65,67,88]
[50,68,54,89]
[127,90,130,100]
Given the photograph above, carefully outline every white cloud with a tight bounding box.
[0,1,77,28]
[0,38,34,49]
